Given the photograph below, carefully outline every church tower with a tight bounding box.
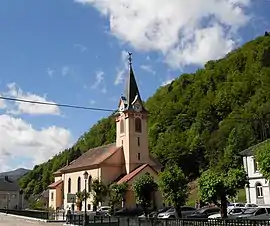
[116,53,149,174]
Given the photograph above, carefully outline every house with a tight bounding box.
[0,176,24,209]
[35,189,49,208]
[240,139,270,205]
[48,54,163,211]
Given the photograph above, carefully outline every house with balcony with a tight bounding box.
[240,140,270,205]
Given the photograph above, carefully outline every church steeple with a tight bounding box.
[119,52,147,113]
[116,52,150,174]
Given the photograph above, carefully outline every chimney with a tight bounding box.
[66,160,69,166]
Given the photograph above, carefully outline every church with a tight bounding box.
[48,54,163,211]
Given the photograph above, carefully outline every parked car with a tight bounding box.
[96,206,111,216]
[139,207,172,218]
[157,206,196,219]
[187,207,220,219]
[245,203,258,208]
[208,207,247,219]
[230,207,270,219]
[227,203,258,210]
[114,208,144,217]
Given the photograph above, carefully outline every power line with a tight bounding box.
[1,95,270,123]
[0,96,116,113]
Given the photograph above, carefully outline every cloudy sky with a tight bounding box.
[0,0,269,172]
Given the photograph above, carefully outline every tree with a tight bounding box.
[255,140,270,179]
[91,179,108,211]
[108,183,128,214]
[158,165,189,218]
[132,173,158,215]
[29,199,47,211]
[76,190,90,211]
[199,168,247,218]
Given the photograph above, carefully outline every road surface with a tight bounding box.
[0,214,63,226]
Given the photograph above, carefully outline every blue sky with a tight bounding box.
[0,0,269,172]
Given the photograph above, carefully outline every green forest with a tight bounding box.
[19,34,270,199]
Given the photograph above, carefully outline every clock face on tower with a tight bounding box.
[133,102,142,112]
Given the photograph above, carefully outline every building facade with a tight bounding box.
[48,55,163,211]
[0,176,24,209]
[241,140,270,205]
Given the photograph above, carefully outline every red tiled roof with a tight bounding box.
[59,143,121,173]
[117,164,149,184]
[48,179,63,189]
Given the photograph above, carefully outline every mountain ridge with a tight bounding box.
[0,168,30,181]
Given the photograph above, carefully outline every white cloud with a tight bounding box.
[91,70,105,89]
[161,79,174,86]
[3,83,60,115]
[90,100,96,105]
[114,50,129,85]
[0,114,72,172]
[61,66,71,77]
[0,96,6,109]
[47,68,55,77]
[115,69,126,85]
[91,70,107,93]
[140,65,156,75]
[75,0,252,68]
[74,43,88,53]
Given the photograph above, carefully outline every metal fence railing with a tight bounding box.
[66,216,270,226]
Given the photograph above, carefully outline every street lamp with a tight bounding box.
[83,171,89,226]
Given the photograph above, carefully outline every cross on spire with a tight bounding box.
[128,52,132,66]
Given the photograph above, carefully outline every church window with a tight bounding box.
[88,175,92,192]
[51,192,54,201]
[120,120,125,134]
[77,177,81,192]
[138,153,141,161]
[135,118,142,133]
[137,137,140,146]
[68,178,71,193]
[256,183,263,198]
[254,158,259,172]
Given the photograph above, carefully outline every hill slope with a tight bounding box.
[20,34,270,198]
[0,168,30,181]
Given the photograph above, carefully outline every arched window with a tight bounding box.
[88,175,92,192]
[68,178,71,193]
[120,120,125,134]
[77,177,81,192]
[135,118,142,133]
[256,183,263,198]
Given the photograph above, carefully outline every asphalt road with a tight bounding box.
[0,214,63,226]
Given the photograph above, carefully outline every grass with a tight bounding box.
[186,181,246,207]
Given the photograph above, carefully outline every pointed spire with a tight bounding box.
[124,52,142,110]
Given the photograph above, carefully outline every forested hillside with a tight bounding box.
[20,34,270,198]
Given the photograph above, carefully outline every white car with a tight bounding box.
[208,207,246,219]
[158,208,176,218]
[96,206,111,213]
[227,203,258,210]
